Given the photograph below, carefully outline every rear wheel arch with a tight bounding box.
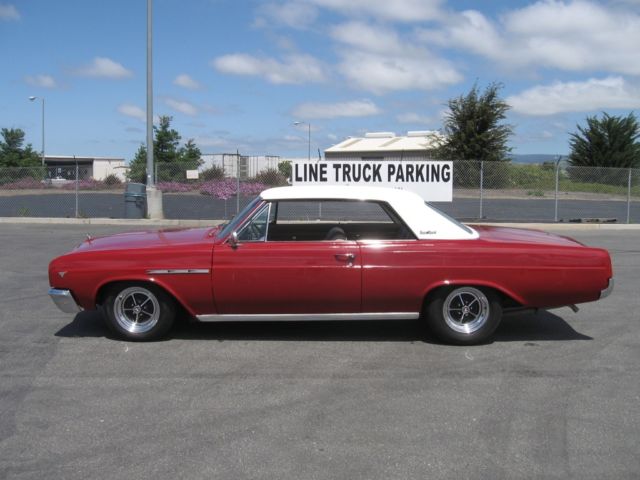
[422,281,523,310]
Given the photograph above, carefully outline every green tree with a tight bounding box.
[568,113,640,169]
[178,139,202,169]
[127,144,148,183]
[435,83,513,188]
[0,128,41,168]
[437,82,513,162]
[154,116,181,164]
[127,116,203,183]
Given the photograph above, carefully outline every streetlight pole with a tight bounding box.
[146,0,154,187]
[28,96,45,166]
[293,121,311,160]
[145,0,163,218]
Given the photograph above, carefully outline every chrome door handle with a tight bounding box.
[335,253,356,264]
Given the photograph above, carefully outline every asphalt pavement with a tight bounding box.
[0,224,638,479]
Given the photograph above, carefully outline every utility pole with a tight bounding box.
[145,0,163,218]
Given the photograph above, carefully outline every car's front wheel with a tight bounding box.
[425,286,502,345]
[103,283,176,341]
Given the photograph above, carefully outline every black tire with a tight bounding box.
[425,286,502,345]
[103,282,176,341]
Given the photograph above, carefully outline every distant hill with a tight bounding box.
[509,154,563,164]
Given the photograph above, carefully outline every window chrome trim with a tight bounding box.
[236,202,271,242]
[196,312,419,322]
[146,269,210,275]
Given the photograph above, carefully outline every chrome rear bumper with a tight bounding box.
[600,278,614,299]
[49,288,83,314]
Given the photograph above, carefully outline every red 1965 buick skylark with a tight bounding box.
[48,186,613,344]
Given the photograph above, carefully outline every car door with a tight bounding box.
[212,202,362,315]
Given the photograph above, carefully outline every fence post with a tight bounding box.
[479,161,484,219]
[554,157,561,222]
[627,168,632,224]
[74,156,79,218]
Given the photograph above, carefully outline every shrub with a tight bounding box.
[201,165,225,181]
[104,174,122,186]
[253,168,288,186]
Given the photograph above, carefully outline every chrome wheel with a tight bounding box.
[442,287,490,334]
[113,286,160,334]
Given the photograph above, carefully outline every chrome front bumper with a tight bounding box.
[49,288,83,314]
[600,278,614,299]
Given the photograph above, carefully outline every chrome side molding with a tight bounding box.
[196,312,420,322]
[146,269,210,275]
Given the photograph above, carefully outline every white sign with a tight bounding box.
[292,160,453,202]
[186,169,199,180]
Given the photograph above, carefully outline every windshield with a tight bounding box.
[217,196,263,239]
[424,201,474,235]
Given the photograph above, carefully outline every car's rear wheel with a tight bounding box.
[103,283,175,341]
[425,286,502,345]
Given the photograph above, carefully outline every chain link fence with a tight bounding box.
[0,159,638,223]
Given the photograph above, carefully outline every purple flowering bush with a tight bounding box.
[0,177,48,190]
[156,181,199,193]
[61,179,124,191]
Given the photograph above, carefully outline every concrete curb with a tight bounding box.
[2,217,640,230]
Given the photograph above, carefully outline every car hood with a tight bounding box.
[75,227,217,252]
[470,225,584,247]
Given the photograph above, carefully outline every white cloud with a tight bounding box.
[329,21,405,55]
[331,22,461,94]
[396,112,435,124]
[0,4,19,20]
[212,53,326,84]
[193,136,230,148]
[507,77,640,116]
[117,104,146,121]
[420,1,640,75]
[164,98,198,116]
[338,51,461,94]
[173,74,201,90]
[256,2,318,29]
[292,99,381,119]
[311,0,443,22]
[74,57,133,79]
[24,74,57,89]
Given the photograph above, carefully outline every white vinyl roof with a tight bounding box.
[260,186,477,240]
[325,131,445,154]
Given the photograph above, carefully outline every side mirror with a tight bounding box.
[228,231,239,249]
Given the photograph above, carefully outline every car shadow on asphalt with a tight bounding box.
[55,309,592,343]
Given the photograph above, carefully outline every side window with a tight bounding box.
[237,204,270,241]
[266,200,415,241]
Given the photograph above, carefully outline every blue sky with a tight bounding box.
[1,0,639,161]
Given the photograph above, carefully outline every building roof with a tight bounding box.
[44,155,124,163]
[325,131,445,155]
